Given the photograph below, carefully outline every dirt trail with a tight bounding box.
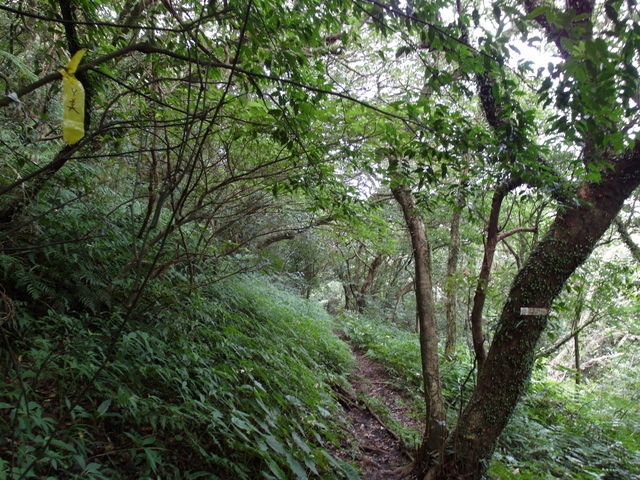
[336,348,424,480]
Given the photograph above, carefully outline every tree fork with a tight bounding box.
[433,145,640,480]
[468,178,522,372]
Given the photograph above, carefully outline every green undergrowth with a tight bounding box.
[334,313,475,413]
[0,275,358,479]
[334,313,640,480]
[494,379,640,480]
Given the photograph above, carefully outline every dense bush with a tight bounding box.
[0,178,359,480]
[333,312,640,480]
[0,274,358,479]
[495,378,640,480]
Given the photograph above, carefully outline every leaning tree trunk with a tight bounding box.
[614,217,640,263]
[433,146,640,480]
[392,183,448,460]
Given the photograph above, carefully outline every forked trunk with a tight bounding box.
[432,147,640,479]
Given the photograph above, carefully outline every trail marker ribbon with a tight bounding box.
[59,49,87,145]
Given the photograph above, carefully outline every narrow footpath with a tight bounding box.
[336,348,425,480]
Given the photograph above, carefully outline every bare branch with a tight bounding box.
[537,313,602,357]
[498,226,537,242]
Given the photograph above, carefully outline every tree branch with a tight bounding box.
[614,217,640,263]
[255,215,335,249]
[497,226,537,242]
[0,43,421,130]
[523,0,595,59]
[0,4,194,33]
[537,313,601,357]
[469,177,523,371]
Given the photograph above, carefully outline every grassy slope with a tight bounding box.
[0,275,359,479]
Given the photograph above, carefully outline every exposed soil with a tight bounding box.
[336,348,425,480]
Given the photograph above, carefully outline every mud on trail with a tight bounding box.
[335,348,425,480]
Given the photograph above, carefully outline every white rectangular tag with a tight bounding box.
[520,307,549,316]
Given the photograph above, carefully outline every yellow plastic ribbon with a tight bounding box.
[59,49,87,145]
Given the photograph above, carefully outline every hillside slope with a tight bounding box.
[1,274,360,479]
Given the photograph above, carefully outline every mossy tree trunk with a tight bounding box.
[431,146,640,480]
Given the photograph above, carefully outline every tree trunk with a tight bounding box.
[614,216,640,263]
[444,203,461,360]
[572,290,585,386]
[468,179,521,372]
[573,332,581,386]
[341,281,354,311]
[391,183,448,459]
[433,146,640,480]
[391,280,414,323]
[355,254,383,313]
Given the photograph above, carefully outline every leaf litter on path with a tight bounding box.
[335,348,425,480]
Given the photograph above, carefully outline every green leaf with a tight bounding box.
[49,438,76,452]
[291,432,312,454]
[285,452,308,480]
[526,6,551,20]
[143,447,159,472]
[231,415,252,431]
[265,434,287,456]
[395,45,413,58]
[96,399,112,417]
